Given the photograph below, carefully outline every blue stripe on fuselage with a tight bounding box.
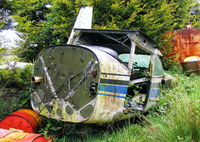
[98,84,128,95]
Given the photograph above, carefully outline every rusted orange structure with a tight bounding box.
[170,28,200,62]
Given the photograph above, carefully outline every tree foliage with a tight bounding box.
[7,0,200,62]
[0,0,13,31]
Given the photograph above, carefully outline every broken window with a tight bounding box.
[153,56,164,76]
[121,52,152,111]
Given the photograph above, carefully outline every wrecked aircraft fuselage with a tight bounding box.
[31,29,166,123]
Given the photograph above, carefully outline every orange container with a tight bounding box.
[18,109,41,125]
[0,109,40,133]
[0,128,53,142]
[164,29,200,63]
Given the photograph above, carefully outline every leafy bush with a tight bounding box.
[0,65,33,89]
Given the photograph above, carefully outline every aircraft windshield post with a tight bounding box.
[128,41,136,73]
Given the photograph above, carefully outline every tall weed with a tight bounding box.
[148,94,200,142]
[146,75,200,142]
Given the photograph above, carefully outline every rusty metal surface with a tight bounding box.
[172,29,200,62]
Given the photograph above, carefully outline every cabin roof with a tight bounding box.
[73,29,160,55]
[74,28,157,46]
